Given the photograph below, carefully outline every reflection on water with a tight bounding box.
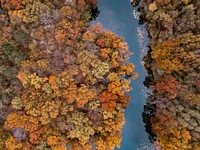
[139,85,149,104]
[106,20,119,31]
[132,9,140,20]
[136,28,148,59]
[92,0,155,149]
[136,27,149,72]
[137,140,156,150]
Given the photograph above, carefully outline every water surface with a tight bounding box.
[92,0,155,149]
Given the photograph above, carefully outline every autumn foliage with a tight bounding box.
[151,111,192,150]
[0,0,137,149]
[141,0,200,149]
[0,0,25,10]
[155,75,178,100]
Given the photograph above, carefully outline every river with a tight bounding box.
[91,0,155,149]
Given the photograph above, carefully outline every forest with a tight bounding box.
[0,0,138,149]
[136,0,200,149]
[1,0,199,149]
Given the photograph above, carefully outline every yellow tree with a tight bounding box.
[151,38,184,74]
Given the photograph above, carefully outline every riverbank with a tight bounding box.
[91,1,155,149]
[134,0,200,149]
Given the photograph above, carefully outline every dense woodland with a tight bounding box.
[1,0,199,149]
[0,0,138,149]
[134,0,200,149]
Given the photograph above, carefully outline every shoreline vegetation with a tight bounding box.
[0,0,138,149]
[132,0,200,149]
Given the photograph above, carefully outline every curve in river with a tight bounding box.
[91,0,155,149]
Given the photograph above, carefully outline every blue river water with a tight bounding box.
[91,0,155,149]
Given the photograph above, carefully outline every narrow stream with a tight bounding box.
[92,0,155,149]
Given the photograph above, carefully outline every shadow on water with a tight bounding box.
[91,0,155,149]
